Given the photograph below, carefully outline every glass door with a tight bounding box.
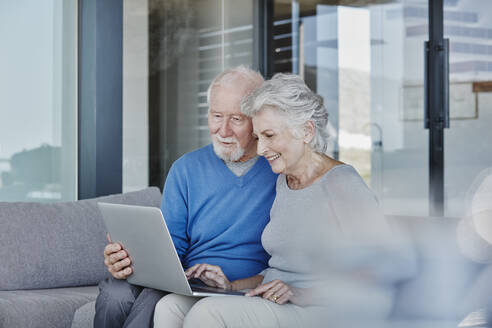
[443,0,492,217]
[0,0,77,202]
[270,0,430,216]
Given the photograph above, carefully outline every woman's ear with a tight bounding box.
[303,120,315,144]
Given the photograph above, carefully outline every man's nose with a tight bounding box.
[219,119,232,137]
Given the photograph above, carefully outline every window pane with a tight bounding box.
[444,0,492,217]
[144,0,255,189]
[0,0,77,202]
[370,1,429,216]
[270,0,429,216]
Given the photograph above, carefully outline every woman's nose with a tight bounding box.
[257,138,267,156]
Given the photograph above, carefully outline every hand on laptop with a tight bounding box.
[185,264,232,290]
[104,233,133,279]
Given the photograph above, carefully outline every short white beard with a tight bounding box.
[211,134,245,162]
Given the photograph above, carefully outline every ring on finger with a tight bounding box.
[272,294,279,303]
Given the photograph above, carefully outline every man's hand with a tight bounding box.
[103,234,133,279]
[245,279,295,305]
[185,264,232,290]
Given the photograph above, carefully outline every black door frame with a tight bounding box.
[253,0,274,78]
[426,0,449,216]
[78,0,123,199]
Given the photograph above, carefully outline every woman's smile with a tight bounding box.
[266,153,281,162]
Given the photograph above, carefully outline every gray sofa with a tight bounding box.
[0,187,488,327]
[0,187,162,328]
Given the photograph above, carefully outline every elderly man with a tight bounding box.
[94,66,277,328]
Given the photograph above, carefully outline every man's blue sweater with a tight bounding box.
[161,144,277,281]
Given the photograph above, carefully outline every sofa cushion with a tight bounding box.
[71,300,95,328]
[0,286,98,328]
[0,187,162,290]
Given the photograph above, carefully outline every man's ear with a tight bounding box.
[303,120,315,144]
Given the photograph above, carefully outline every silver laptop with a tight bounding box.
[98,202,246,297]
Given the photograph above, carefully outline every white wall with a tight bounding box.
[123,0,149,192]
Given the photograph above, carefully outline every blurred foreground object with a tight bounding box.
[456,168,492,328]
[471,170,492,245]
[458,308,490,328]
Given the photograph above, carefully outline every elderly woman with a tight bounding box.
[154,73,415,327]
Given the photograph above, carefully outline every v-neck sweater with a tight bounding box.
[261,165,417,288]
[161,144,278,281]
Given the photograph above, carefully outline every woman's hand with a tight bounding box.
[245,279,295,305]
[185,263,232,290]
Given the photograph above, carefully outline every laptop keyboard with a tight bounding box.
[189,283,245,296]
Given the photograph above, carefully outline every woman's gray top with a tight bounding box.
[260,164,416,289]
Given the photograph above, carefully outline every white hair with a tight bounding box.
[241,73,330,154]
[206,65,264,107]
